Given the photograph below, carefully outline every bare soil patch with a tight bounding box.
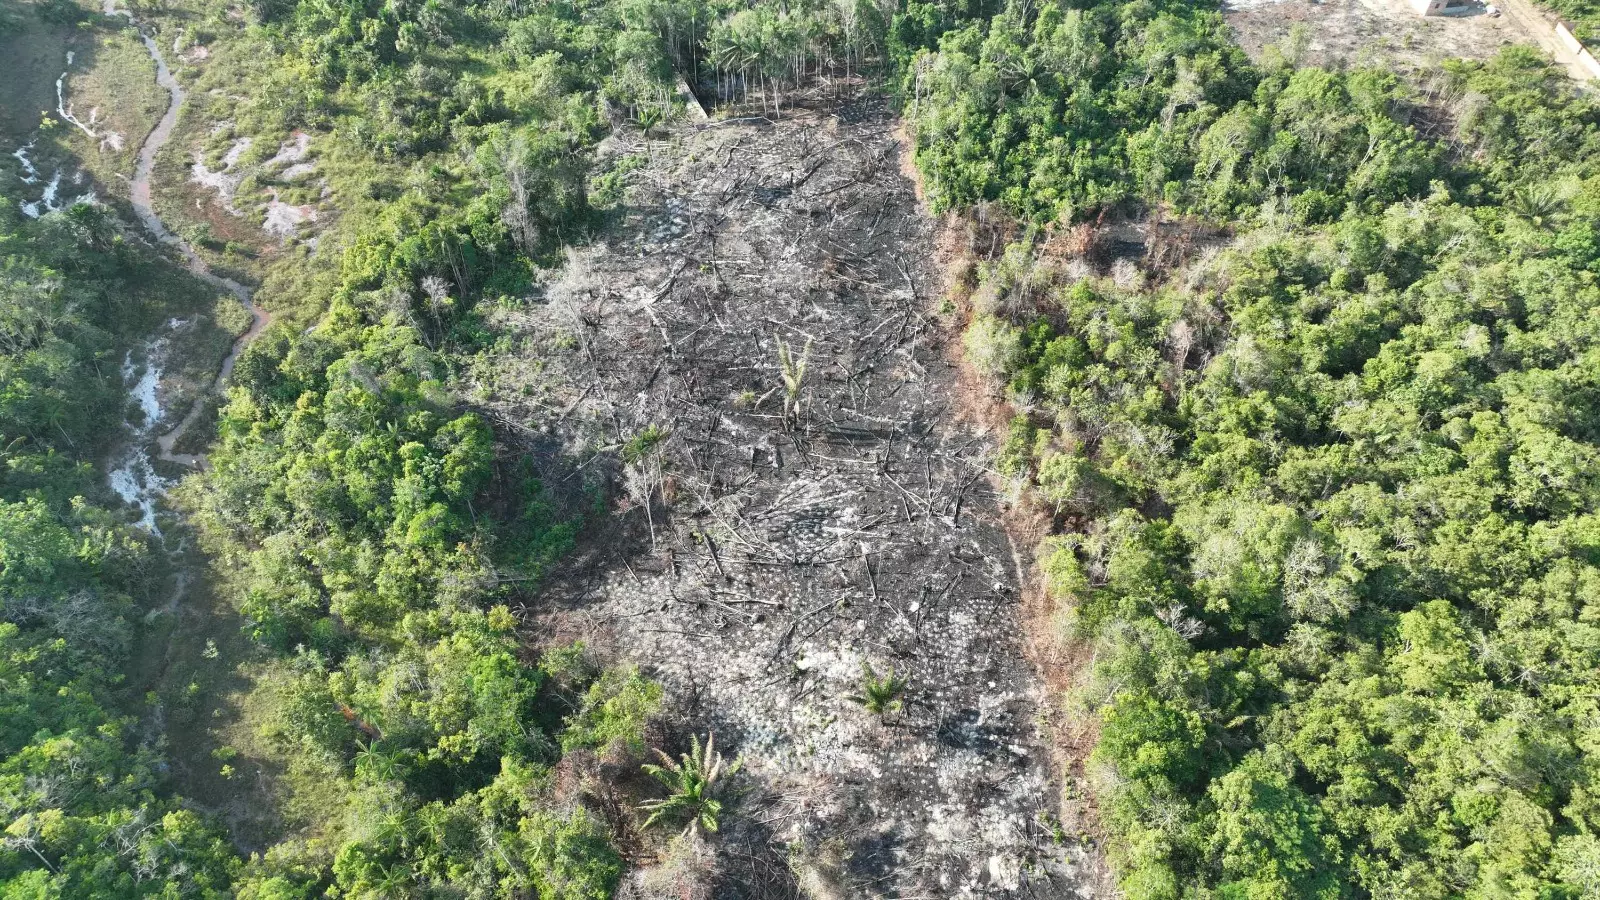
[1225,0,1528,69]
[478,98,1100,898]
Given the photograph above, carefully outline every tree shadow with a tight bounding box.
[129,524,294,853]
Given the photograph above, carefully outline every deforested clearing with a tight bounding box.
[7,0,1600,894]
[474,99,1106,898]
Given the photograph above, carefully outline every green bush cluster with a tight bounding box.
[178,11,664,889]
[0,201,248,894]
[903,0,1456,225]
[1,0,691,889]
[912,0,1600,893]
[1539,0,1600,42]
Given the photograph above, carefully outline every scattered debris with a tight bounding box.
[1224,0,1597,85]
[486,98,1104,897]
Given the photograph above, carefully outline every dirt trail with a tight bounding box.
[106,0,269,470]
[484,100,1100,898]
[1493,0,1598,81]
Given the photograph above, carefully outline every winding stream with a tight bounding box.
[105,0,270,514]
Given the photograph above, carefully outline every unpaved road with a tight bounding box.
[482,99,1102,898]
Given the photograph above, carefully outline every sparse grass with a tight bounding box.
[141,2,333,294]
[0,4,167,205]
[0,5,310,850]
[149,293,253,433]
[122,526,300,850]
[52,23,167,187]
[141,18,385,325]
[164,395,219,456]
[0,20,69,145]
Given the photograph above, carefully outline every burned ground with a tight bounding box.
[475,98,1103,898]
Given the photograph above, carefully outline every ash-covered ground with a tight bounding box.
[477,97,1101,899]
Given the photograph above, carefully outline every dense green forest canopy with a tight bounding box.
[907,0,1600,895]
[0,203,248,899]
[0,0,682,890]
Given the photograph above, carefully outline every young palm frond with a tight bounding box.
[1508,183,1566,227]
[352,739,400,782]
[847,662,908,718]
[776,335,813,425]
[640,732,742,835]
[637,104,666,141]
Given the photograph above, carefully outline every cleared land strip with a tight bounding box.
[481,99,1102,898]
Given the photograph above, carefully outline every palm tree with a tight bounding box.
[1507,183,1566,228]
[707,26,740,102]
[353,739,401,782]
[373,862,412,895]
[847,662,908,718]
[637,104,664,139]
[1002,53,1044,97]
[639,733,741,835]
[725,8,770,111]
[776,334,812,427]
[416,805,451,847]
